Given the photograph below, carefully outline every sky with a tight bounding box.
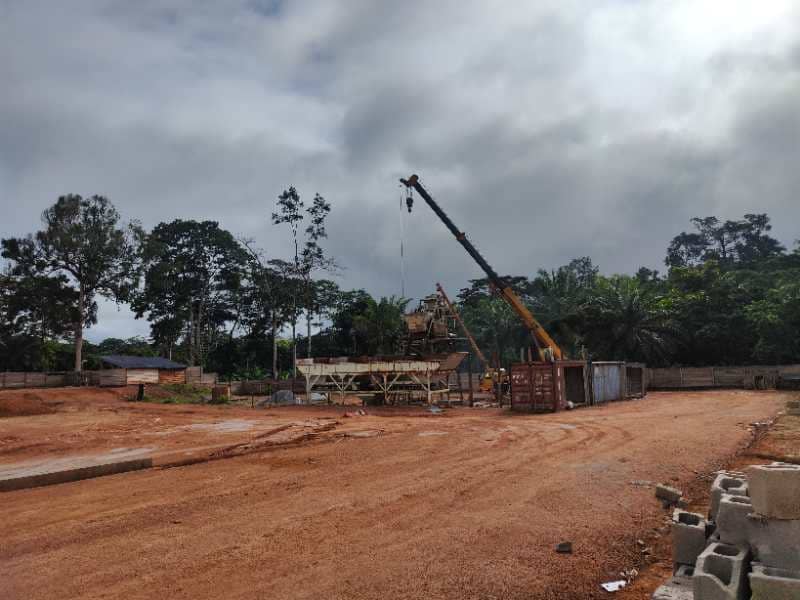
[1,1,799,342]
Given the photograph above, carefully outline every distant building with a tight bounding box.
[100,355,188,386]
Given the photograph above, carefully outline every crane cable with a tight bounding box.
[399,185,406,298]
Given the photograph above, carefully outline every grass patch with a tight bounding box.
[141,384,212,405]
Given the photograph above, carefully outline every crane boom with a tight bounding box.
[400,174,563,361]
[436,282,487,367]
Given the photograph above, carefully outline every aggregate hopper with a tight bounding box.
[296,352,467,405]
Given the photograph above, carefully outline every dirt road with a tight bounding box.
[0,390,785,599]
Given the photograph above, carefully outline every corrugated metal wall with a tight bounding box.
[591,362,626,403]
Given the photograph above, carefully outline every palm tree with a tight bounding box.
[578,276,677,363]
[353,295,410,355]
[460,296,528,367]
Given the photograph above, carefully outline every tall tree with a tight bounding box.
[666,214,785,268]
[1,195,140,371]
[299,193,335,357]
[0,270,83,364]
[133,220,248,366]
[528,257,599,354]
[272,187,335,376]
[239,241,296,378]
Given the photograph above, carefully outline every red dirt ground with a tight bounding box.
[0,388,789,599]
[0,387,340,466]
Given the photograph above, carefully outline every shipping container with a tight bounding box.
[510,361,590,412]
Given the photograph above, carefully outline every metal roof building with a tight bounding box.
[99,355,188,386]
[100,355,186,370]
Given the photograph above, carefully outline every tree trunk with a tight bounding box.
[187,308,195,366]
[271,316,278,378]
[74,282,85,372]
[291,318,297,380]
[307,311,312,358]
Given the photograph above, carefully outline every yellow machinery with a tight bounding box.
[401,174,564,363]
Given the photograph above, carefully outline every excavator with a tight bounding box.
[400,174,564,371]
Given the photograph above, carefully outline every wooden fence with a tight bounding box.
[647,364,800,390]
[0,367,217,390]
[0,371,76,389]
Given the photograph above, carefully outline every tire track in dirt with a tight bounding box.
[2,391,787,600]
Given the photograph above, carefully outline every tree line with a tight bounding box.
[1,194,798,376]
[458,215,800,368]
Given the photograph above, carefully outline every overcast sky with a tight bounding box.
[2,1,799,342]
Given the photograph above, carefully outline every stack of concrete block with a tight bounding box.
[786,398,800,416]
[652,463,800,599]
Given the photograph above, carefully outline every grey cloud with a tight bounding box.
[1,1,799,341]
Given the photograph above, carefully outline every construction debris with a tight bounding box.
[656,483,683,506]
[601,580,627,592]
[555,541,573,554]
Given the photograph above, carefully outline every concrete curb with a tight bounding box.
[0,457,153,492]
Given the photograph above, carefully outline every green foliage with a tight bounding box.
[271,186,336,370]
[352,295,410,355]
[744,279,800,363]
[666,214,784,268]
[1,206,798,374]
[144,384,210,405]
[577,275,677,363]
[133,220,249,367]
[95,336,157,357]
[1,195,141,371]
[461,295,528,365]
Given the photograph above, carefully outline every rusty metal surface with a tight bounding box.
[511,363,561,412]
[402,292,459,356]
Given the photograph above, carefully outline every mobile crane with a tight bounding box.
[400,174,564,362]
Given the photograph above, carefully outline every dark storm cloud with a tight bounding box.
[1,1,799,339]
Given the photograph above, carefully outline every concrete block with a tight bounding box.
[788,408,800,416]
[746,463,800,520]
[653,565,695,600]
[749,563,800,600]
[710,474,748,521]
[672,510,709,568]
[746,516,800,571]
[716,494,753,546]
[786,399,800,409]
[693,542,750,600]
[658,483,684,505]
